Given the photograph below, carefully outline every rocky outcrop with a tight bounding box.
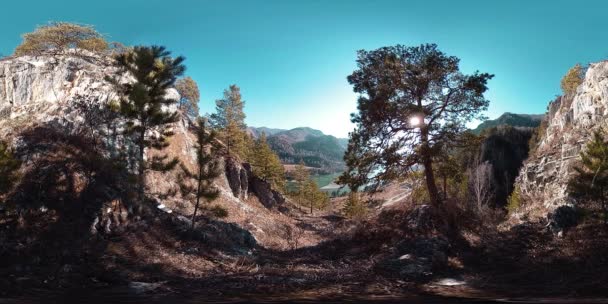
[514,61,608,220]
[225,158,248,199]
[244,163,287,210]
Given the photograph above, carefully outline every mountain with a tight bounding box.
[472,112,544,134]
[247,126,347,173]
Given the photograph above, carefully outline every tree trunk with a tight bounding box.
[138,128,146,204]
[443,175,447,201]
[192,176,202,230]
[420,127,441,207]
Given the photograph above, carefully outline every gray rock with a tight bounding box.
[225,158,243,198]
[405,204,434,231]
[514,61,608,220]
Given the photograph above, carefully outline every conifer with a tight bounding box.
[568,131,608,224]
[178,118,221,229]
[107,45,185,201]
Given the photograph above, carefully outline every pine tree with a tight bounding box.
[210,84,247,157]
[568,131,608,224]
[341,44,493,207]
[343,191,366,219]
[178,118,221,229]
[0,141,20,196]
[292,160,310,205]
[250,133,285,190]
[106,45,185,201]
[302,179,329,215]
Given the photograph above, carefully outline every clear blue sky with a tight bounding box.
[1,0,607,137]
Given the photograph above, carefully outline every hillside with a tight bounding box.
[247,126,347,173]
[472,112,544,134]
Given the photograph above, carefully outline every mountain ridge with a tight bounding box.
[247,126,347,173]
[472,112,544,134]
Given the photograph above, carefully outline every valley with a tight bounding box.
[2,7,608,303]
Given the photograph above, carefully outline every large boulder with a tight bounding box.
[378,236,449,280]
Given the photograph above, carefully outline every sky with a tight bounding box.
[1,0,608,137]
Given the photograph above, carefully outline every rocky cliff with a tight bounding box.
[514,61,608,220]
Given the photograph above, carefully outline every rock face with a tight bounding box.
[225,158,248,199]
[0,51,287,231]
[514,61,608,219]
[478,126,534,207]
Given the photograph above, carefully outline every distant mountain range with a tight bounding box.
[247,127,348,173]
[472,112,544,134]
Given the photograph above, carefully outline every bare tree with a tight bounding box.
[469,160,494,214]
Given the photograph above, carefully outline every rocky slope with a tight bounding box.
[514,61,608,220]
[0,51,312,250]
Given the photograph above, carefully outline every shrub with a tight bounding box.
[506,186,521,214]
[208,205,229,218]
[0,141,21,196]
[343,192,366,219]
[14,22,108,56]
[560,63,584,96]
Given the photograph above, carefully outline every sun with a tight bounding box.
[409,116,421,127]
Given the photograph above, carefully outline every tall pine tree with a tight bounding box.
[107,45,185,201]
[210,84,247,158]
[178,118,221,229]
[568,131,608,224]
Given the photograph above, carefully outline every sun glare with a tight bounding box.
[409,116,421,126]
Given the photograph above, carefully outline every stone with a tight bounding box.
[405,204,434,231]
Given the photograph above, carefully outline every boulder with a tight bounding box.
[405,204,434,231]
[547,204,578,234]
[225,158,244,198]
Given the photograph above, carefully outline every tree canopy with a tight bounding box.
[175,76,200,117]
[14,22,108,56]
[339,44,493,206]
[249,133,285,190]
[560,63,584,96]
[210,84,248,157]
